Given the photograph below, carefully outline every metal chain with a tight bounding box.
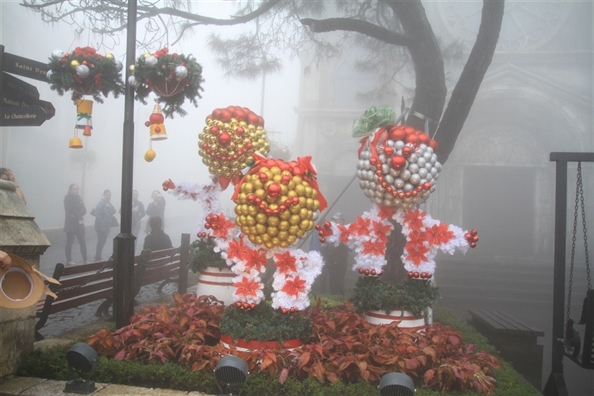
[566,163,582,324]
[56,256,114,294]
[578,163,591,289]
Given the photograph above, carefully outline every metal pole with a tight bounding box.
[113,0,137,328]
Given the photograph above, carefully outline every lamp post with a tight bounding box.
[113,0,138,328]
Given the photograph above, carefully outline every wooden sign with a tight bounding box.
[2,72,39,100]
[2,81,55,120]
[1,104,47,127]
[2,51,48,82]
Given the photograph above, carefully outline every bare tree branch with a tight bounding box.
[300,17,410,46]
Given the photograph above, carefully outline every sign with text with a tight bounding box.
[2,72,39,100]
[1,104,47,127]
[2,51,48,82]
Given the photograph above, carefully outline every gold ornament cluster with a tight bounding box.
[234,165,320,249]
[198,107,270,180]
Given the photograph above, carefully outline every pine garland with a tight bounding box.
[47,47,125,103]
[132,48,204,118]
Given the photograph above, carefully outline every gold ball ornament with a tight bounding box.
[105,53,114,59]
[144,149,156,162]
[70,60,80,69]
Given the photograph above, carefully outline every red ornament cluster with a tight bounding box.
[358,268,384,277]
[207,105,264,127]
[235,301,256,310]
[162,179,175,191]
[314,221,334,243]
[407,271,433,279]
[464,229,479,248]
[280,307,298,314]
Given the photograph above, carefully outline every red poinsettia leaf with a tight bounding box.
[275,251,297,274]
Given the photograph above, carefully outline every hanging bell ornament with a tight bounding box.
[75,99,93,137]
[147,102,167,141]
[144,140,156,162]
[69,128,83,149]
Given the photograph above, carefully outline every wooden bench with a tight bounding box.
[468,309,544,389]
[35,234,190,340]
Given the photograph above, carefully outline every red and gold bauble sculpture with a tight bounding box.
[199,106,270,189]
[231,155,327,249]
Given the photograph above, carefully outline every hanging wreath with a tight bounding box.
[46,47,125,103]
[130,47,204,118]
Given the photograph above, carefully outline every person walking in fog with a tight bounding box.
[92,189,116,261]
[146,190,166,232]
[130,189,146,237]
[63,184,88,265]
[143,216,172,251]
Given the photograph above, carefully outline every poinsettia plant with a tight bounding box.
[351,276,439,316]
[47,46,125,102]
[130,47,204,117]
[188,237,227,273]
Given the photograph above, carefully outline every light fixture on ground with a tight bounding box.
[63,342,99,394]
[378,372,415,396]
[214,355,249,395]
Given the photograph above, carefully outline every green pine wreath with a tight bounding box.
[131,48,204,118]
[47,47,125,103]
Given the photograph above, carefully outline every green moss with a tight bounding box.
[188,238,227,273]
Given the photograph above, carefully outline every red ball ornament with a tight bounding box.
[389,155,407,170]
[155,126,161,133]
[383,146,395,156]
[150,113,165,124]
[320,237,326,243]
[413,272,419,278]
[144,121,151,127]
[281,308,288,314]
[235,301,242,307]
[402,146,413,157]
[324,221,331,228]
[408,271,414,278]
[267,183,282,198]
[218,132,232,146]
[388,126,406,141]
[470,242,477,248]
[406,134,419,145]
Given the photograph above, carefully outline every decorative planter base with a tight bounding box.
[364,309,426,330]
[195,267,235,306]
[220,334,303,352]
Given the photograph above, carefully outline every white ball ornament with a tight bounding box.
[51,49,64,59]
[128,75,139,88]
[46,70,53,80]
[175,65,188,81]
[115,61,123,71]
[76,65,90,79]
[144,55,158,66]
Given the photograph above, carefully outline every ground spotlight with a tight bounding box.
[214,355,249,395]
[63,342,98,394]
[378,372,415,396]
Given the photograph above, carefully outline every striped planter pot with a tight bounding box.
[195,267,235,306]
[364,309,427,330]
[220,334,303,352]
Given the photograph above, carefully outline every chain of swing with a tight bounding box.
[564,161,592,360]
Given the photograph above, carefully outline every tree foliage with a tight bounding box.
[22,0,505,163]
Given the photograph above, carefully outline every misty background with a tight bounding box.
[1,1,594,394]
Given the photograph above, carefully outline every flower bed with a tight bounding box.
[80,293,505,394]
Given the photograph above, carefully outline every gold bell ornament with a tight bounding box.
[69,130,83,149]
[75,99,93,137]
[145,102,167,141]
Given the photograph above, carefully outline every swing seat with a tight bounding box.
[565,289,594,369]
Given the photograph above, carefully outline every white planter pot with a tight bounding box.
[364,309,426,330]
[195,267,235,306]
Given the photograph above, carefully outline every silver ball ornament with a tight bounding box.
[128,75,140,88]
[76,65,90,79]
[115,60,123,72]
[51,49,64,59]
[144,55,158,66]
[175,65,188,81]
[46,70,53,80]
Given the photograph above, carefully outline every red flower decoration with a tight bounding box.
[210,214,235,238]
[281,276,306,297]
[371,220,392,241]
[402,209,426,231]
[350,216,371,236]
[245,248,267,272]
[227,237,250,261]
[162,179,175,191]
[407,230,428,248]
[404,244,430,266]
[234,276,261,297]
[275,252,297,274]
[362,240,386,256]
[377,206,396,221]
[427,223,455,246]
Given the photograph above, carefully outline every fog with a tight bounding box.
[1,1,298,230]
[2,1,594,395]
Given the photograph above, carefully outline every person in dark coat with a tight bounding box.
[64,184,88,265]
[146,190,166,233]
[143,216,172,251]
[93,189,116,261]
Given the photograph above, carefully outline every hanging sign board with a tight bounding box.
[1,104,47,127]
[2,72,39,100]
[2,51,48,82]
